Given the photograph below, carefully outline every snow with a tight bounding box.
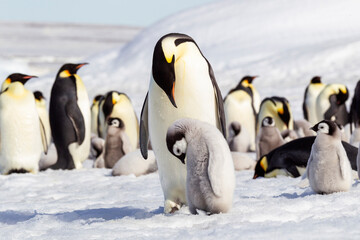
[1,0,360,238]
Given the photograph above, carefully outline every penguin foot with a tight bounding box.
[164,199,181,214]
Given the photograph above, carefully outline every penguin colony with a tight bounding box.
[2,32,360,215]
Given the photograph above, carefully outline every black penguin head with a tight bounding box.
[311,120,337,135]
[93,94,103,103]
[310,76,322,84]
[108,117,124,129]
[240,75,258,85]
[33,91,45,101]
[273,97,291,128]
[253,156,268,179]
[262,116,275,127]
[57,63,88,78]
[229,121,241,136]
[5,73,37,86]
[166,124,187,164]
[152,33,197,108]
[336,87,349,105]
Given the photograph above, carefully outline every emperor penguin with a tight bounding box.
[307,120,352,194]
[349,80,360,132]
[256,116,285,159]
[302,76,325,125]
[140,33,226,213]
[253,135,358,179]
[0,80,47,174]
[256,96,294,134]
[34,91,51,148]
[166,118,235,215]
[49,63,91,170]
[315,83,349,126]
[224,75,260,151]
[1,73,37,91]
[90,94,103,135]
[104,117,133,168]
[98,91,139,149]
[227,121,251,152]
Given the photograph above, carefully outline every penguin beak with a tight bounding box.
[76,63,89,69]
[253,174,258,179]
[169,82,177,108]
[22,75,38,85]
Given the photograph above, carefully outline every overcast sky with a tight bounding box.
[0,0,216,27]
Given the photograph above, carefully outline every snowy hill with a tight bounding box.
[1,0,360,239]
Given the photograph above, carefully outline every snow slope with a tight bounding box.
[1,0,360,239]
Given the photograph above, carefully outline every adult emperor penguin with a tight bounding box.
[91,94,103,135]
[307,120,352,194]
[315,83,349,126]
[253,136,358,179]
[34,91,51,148]
[166,118,235,215]
[0,80,47,174]
[98,91,139,149]
[140,33,226,213]
[349,80,360,131]
[1,73,37,91]
[256,96,294,134]
[302,76,325,125]
[49,63,91,169]
[224,75,260,151]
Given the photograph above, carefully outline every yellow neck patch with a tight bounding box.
[260,157,268,171]
[59,70,72,78]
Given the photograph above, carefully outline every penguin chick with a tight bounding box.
[112,149,157,177]
[294,119,315,138]
[166,118,235,215]
[307,120,352,194]
[104,117,133,168]
[231,152,256,171]
[256,116,285,159]
[227,121,251,152]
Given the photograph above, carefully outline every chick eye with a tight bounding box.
[174,147,182,156]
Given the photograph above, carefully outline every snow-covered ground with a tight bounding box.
[1,0,360,238]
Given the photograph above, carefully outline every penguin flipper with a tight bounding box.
[39,117,48,154]
[207,145,224,197]
[208,63,226,138]
[66,102,86,145]
[337,146,350,180]
[140,93,149,159]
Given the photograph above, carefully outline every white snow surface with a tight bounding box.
[1,0,360,238]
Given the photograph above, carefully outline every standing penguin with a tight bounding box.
[166,118,235,215]
[307,120,352,194]
[140,33,226,213]
[224,75,260,151]
[302,76,325,125]
[34,91,51,148]
[49,63,91,170]
[0,80,47,174]
[91,94,103,135]
[256,96,294,134]
[315,83,349,126]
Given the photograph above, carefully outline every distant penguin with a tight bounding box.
[104,117,133,168]
[231,152,256,171]
[307,120,352,194]
[253,136,358,179]
[294,119,315,138]
[34,91,51,148]
[49,63,91,170]
[224,75,260,151]
[256,116,285,159]
[1,73,37,91]
[0,79,47,174]
[316,83,349,126]
[302,76,325,125]
[140,33,226,213]
[349,80,360,131]
[227,121,251,152]
[256,96,294,134]
[166,118,235,215]
[91,94,103,135]
[98,91,139,150]
[112,149,157,177]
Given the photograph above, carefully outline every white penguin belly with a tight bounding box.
[148,57,218,205]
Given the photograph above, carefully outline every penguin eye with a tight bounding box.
[172,138,187,156]
[174,147,182,156]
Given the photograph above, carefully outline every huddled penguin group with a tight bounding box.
[3,32,360,216]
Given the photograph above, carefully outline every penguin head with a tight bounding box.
[166,123,187,164]
[102,91,120,118]
[91,94,103,108]
[240,75,258,86]
[273,97,292,128]
[108,117,124,129]
[311,120,338,136]
[2,73,37,91]
[310,76,322,84]
[33,91,45,101]
[336,86,348,105]
[229,121,241,137]
[57,63,88,78]
[253,156,268,179]
[262,116,275,127]
[152,33,198,108]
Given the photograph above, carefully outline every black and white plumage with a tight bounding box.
[227,121,251,152]
[307,120,352,194]
[302,76,325,125]
[166,118,235,215]
[91,94,103,135]
[140,33,226,213]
